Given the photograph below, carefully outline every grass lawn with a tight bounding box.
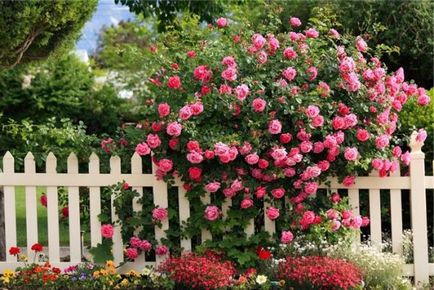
[15,187,70,247]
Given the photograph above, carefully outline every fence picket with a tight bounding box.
[89,153,102,250]
[110,156,124,264]
[3,152,16,262]
[390,166,403,254]
[46,153,60,262]
[264,201,276,235]
[177,185,191,251]
[67,153,81,263]
[151,159,169,263]
[131,153,145,264]
[24,152,38,259]
[200,193,212,242]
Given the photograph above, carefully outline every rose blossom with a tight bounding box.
[155,245,168,256]
[305,28,319,38]
[252,98,267,112]
[356,129,370,142]
[342,175,356,187]
[326,209,338,220]
[188,167,202,180]
[356,36,368,52]
[204,205,220,221]
[146,134,161,149]
[375,134,390,149]
[216,17,228,28]
[152,207,168,221]
[167,76,181,89]
[130,236,141,248]
[283,47,297,59]
[221,67,237,81]
[101,224,114,239]
[331,220,341,232]
[344,147,359,161]
[235,84,250,101]
[126,247,138,260]
[416,128,427,142]
[268,119,282,134]
[179,105,192,120]
[251,33,266,49]
[245,153,259,165]
[257,51,268,64]
[166,122,182,137]
[305,105,320,118]
[139,240,152,251]
[187,151,203,164]
[241,198,254,209]
[266,207,280,220]
[271,188,285,199]
[289,17,301,27]
[280,231,294,244]
[157,102,170,117]
[205,181,221,193]
[158,159,173,172]
[135,142,150,156]
[282,67,297,81]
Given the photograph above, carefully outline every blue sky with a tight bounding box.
[76,0,136,54]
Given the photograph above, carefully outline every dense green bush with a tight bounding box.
[0,54,133,135]
[0,0,97,68]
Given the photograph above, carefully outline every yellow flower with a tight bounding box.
[3,269,14,278]
[105,260,115,268]
[100,269,108,276]
[120,278,129,287]
[93,270,100,279]
[19,254,27,262]
[1,277,10,284]
[127,270,139,277]
[255,275,268,285]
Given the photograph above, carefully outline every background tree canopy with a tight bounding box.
[0,0,97,68]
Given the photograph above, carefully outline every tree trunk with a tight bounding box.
[0,189,5,260]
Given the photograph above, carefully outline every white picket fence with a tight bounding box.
[0,132,433,284]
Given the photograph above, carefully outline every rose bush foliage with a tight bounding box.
[127,16,429,265]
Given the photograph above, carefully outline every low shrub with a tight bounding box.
[277,255,362,289]
[158,253,236,289]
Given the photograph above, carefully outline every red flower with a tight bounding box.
[9,246,20,256]
[31,243,43,252]
[122,182,130,190]
[61,206,69,218]
[40,194,47,207]
[257,247,272,260]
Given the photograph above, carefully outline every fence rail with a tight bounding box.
[0,132,432,284]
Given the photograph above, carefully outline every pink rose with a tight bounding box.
[282,67,297,81]
[101,224,114,239]
[416,129,427,143]
[251,33,266,49]
[139,240,152,251]
[283,47,297,60]
[281,230,294,244]
[326,209,338,220]
[204,205,220,221]
[130,236,141,248]
[158,159,173,173]
[166,122,182,137]
[146,134,161,149]
[268,119,282,134]
[125,247,138,260]
[401,151,411,166]
[329,28,340,39]
[280,133,292,144]
[306,66,318,81]
[216,17,228,28]
[257,50,268,64]
[375,135,390,149]
[135,142,150,156]
[204,181,221,193]
[289,17,301,27]
[155,245,168,256]
[305,105,320,118]
[355,36,368,52]
[271,188,285,199]
[235,84,250,101]
[305,28,319,38]
[356,129,370,142]
[304,182,318,195]
[167,76,181,89]
[179,105,192,120]
[344,147,359,161]
[221,67,237,81]
[157,103,170,118]
[342,176,356,187]
[241,198,254,209]
[190,102,204,115]
[371,158,384,170]
[330,192,341,203]
[193,65,212,82]
[245,153,259,165]
[187,50,196,58]
[331,220,341,232]
[187,151,203,164]
[312,115,324,127]
[266,207,280,220]
[300,141,312,153]
[361,216,370,227]
[255,186,266,199]
[351,215,363,228]
[239,142,252,155]
[252,98,267,112]
[152,207,168,221]
[188,167,202,180]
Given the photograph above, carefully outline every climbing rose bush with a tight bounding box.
[132,16,429,263]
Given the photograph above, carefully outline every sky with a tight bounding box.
[76,0,136,55]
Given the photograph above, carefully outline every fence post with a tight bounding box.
[409,131,429,284]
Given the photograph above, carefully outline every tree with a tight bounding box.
[0,0,97,68]
[114,0,243,31]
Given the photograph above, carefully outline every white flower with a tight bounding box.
[256,275,268,285]
[142,267,151,276]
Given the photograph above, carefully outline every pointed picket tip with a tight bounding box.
[110,155,121,173]
[67,152,79,173]
[3,151,14,160]
[67,152,78,161]
[47,152,57,161]
[24,152,34,160]
[89,152,99,161]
